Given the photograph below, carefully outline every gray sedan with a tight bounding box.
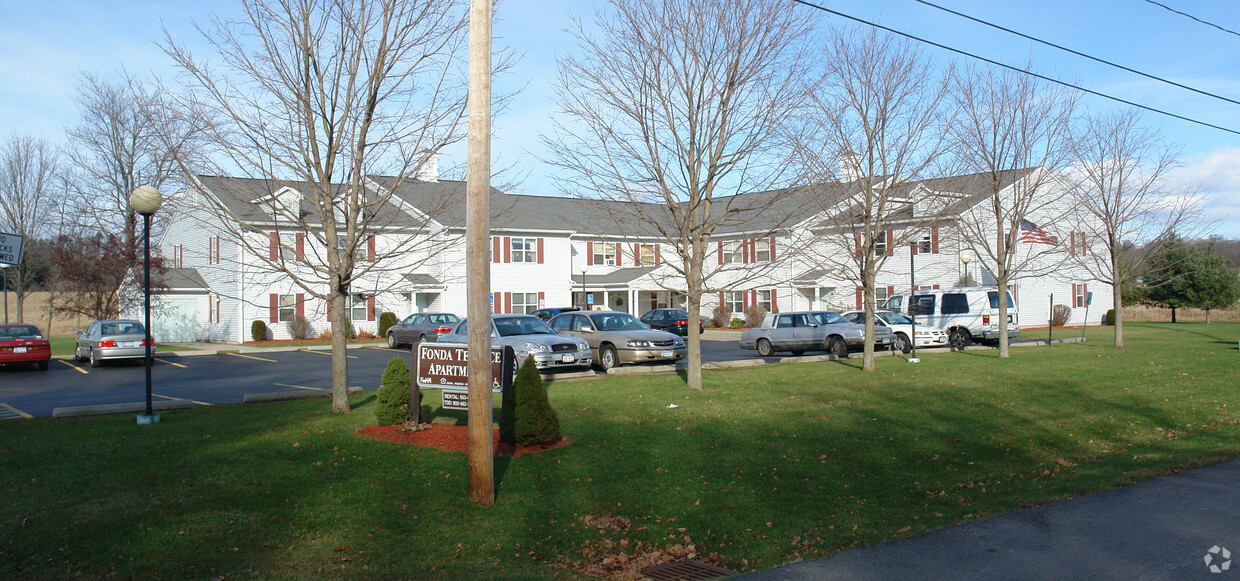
[549,311,686,371]
[437,314,593,371]
[75,319,150,368]
[386,312,460,348]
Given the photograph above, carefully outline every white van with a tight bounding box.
[882,286,1019,349]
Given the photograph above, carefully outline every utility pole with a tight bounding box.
[465,0,495,506]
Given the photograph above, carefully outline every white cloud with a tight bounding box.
[1169,147,1240,239]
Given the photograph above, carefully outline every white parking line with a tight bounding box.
[0,403,32,420]
[154,394,212,406]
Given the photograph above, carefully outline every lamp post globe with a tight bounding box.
[130,185,163,216]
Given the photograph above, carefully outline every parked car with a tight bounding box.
[386,312,460,348]
[639,308,704,336]
[75,320,151,367]
[0,324,52,371]
[842,310,949,354]
[531,307,579,321]
[436,314,593,371]
[739,311,893,358]
[549,310,687,371]
[882,286,1019,349]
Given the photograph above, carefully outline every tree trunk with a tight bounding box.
[861,268,875,371]
[330,286,351,413]
[685,284,704,391]
[1170,307,1177,323]
[1112,279,1124,347]
[997,279,1010,358]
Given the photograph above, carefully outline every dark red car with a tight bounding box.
[0,324,52,371]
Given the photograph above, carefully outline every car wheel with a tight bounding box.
[89,348,101,368]
[756,338,774,357]
[894,333,912,354]
[75,345,84,362]
[827,337,848,359]
[599,345,619,371]
[37,360,49,371]
[950,328,971,351]
[386,333,399,349]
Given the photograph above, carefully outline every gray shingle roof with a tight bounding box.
[161,268,210,290]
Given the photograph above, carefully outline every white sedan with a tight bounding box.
[843,310,948,354]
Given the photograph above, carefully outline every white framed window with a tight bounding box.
[635,243,658,266]
[593,242,617,265]
[874,236,887,257]
[722,240,743,264]
[757,289,773,312]
[511,237,537,263]
[512,292,539,314]
[875,286,889,303]
[279,294,296,322]
[1074,283,1088,308]
[349,294,368,321]
[755,239,771,262]
[917,232,932,254]
[725,291,744,313]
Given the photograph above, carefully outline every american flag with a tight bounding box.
[1019,219,1058,245]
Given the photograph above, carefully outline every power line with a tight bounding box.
[914,0,1240,108]
[789,0,1240,137]
[1143,0,1240,39]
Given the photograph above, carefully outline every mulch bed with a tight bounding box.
[357,423,571,457]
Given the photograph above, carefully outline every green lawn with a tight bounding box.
[3,322,1238,579]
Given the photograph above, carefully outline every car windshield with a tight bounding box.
[588,313,647,331]
[494,317,556,337]
[810,312,845,325]
[102,322,144,335]
[0,325,41,339]
[882,312,913,325]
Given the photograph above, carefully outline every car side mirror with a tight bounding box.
[76,331,85,338]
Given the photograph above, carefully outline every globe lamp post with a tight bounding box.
[131,185,162,424]
[961,252,972,286]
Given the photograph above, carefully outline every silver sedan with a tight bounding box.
[437,314,593,371]
[75,319,151,368]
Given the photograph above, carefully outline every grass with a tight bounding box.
[2,322,1238,579]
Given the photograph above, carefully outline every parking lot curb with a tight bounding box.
[53,400,196,418]
[243,386,363,403]
[543,371,600,382]
[604,364,679,376]
[702,359,766,370]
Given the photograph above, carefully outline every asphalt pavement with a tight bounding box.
[737,457,1240,581]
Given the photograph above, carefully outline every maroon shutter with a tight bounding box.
[769,237,776,261]
[855,287,863,310]
[538,291,545,308]
[269,232,278,260]
[296,293,305,317]
[367,296,376,321]
[770,289,777,311]
[493,293,501,314]
[886,230,894,256]
[912,236,919,255]
[931,226,940,254]
[1069,232,1076,255]
[932,284,940,289]
[633,243,640,265]
[493,237,501,263]
[537,238,544,264]
[742,291,750,311]
[1071,283,1077,308]
[887,285,895,299]
[587,241,595,265]
[367,236,376,261]
[269,294,278,323]
[717,242,723,264]
[719,292,725,311]
[503,237,511,263]
[655,244,661,266]
[854,232,862,258]
[750,290,757,309]
[504,292,512,314]
[616,244,623,266]
[296,233,305,261]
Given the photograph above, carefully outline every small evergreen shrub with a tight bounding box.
[1104,309,1116,325]
[729,317,744,329]
[378,312,399,338]
[1051,304,1071,327]
[711,305,731,328]
[375,356,418,425]
[506,356,561,446]
[286,314,312,340]
[744,305,767,328]
[250,320,268,342]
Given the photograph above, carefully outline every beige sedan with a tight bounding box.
[548,311,687,371]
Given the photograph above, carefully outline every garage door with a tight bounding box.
[153,297,198,343]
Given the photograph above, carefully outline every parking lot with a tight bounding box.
[0,329,923,420]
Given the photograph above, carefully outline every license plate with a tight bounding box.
[560,354,575,363]
[120,341,138,347]
[14,347,26,353]
[660,350,673,358]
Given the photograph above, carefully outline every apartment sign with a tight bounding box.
[415,342,504,392]
[0,231,23,266]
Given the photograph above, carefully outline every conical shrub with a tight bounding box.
[509,356,561,446]
[375,356,414,425]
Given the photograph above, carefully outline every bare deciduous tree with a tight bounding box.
[949,64,1078,357]
[163,0,475,411]
[798,27,955,371]
[0,134,60,321]
[546,0,817,390]
[1067,110,1202,347]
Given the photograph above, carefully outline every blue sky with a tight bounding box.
[3,0,1238,237]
